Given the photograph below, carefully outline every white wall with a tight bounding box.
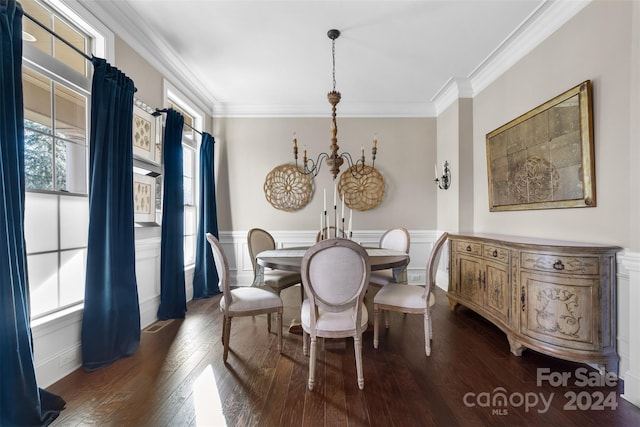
[213,117,437,232]
[472,1,632,247]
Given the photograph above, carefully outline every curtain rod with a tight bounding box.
[153,108,203,136]
[23,11,92,62]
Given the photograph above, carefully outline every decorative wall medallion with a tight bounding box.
[513,157,560,203]
[263,164,312,212]
[337,165,384,211]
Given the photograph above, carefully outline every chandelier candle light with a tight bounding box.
[292,29,378,181]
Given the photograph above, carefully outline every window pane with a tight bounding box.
[55,139,87,193]
[25,129,53,191]
[24,192,59,254]
[28,252,59,317]
[53,16,87,76]
[60,195,88,249]
[60,249,86,306]
[183,177,193,206]
[23,68,52,132]
[184,206,197,236]
[21,0,53,57]
[184,235,195,266]
[54,82,86,143]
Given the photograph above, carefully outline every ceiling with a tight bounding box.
[76,0,589,117]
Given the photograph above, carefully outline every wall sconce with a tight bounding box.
[434,161,451,190]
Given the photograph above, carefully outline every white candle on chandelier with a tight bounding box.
[341,192,345,221]
[323,188,327,211]
[435,164,439,180]
[348,209,353,237]
[333,182,337,207]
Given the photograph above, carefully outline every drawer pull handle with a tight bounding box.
[466,245,472,252]
[553,260,565,271]
[492,250,498,258]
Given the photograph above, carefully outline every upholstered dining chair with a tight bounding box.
[207,233,283,362]
[300,238,371,390]
[369,227,410,287]
[315,226,346,241]
[248,228,303,331]
[373,232,448,357]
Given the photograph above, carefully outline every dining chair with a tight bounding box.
[300,238,371,390]
[315,226,346,241]
[207,233,283,362]
[369,227,410,287]
[248,228,303,331]
[373,232,448,357]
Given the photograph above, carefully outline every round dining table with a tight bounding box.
[254,245,410,335]
[255,246,410,278]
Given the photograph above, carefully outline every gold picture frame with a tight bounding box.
[486,80,595,212]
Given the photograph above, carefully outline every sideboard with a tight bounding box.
[447,233,620,374]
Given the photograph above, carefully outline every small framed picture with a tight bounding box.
[133,173,156,224]
[132,104,160,164]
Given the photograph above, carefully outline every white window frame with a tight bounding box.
[164,80,204,267]
[23,0,111,320]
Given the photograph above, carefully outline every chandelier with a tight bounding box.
[293,29,377,181]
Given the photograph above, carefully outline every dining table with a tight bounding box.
[254,246,410,285]
[253,245,410,335]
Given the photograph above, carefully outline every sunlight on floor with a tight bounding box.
[193,364,227,426]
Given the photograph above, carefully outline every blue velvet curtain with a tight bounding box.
[81,57,140,371]
[157,110,187,319]
[0,1,65,424]
[192,132,220,298]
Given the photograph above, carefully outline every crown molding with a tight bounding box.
[76,0,216,116]
[432,0,591,115]
[78,0,590,119]
[212,101,437,118]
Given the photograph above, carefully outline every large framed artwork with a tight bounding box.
[132,104,161,164]
[133,173,156,224]
[486,80,595,212]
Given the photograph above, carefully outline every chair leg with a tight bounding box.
[354,335,364,390]
[299,283,304,302]
[302,331,309,356]
[276,310,282,352]
[221,314,226,344]
[308,336,317,390]
[373,304,380,349]
[424,311,431,357]
[223,316,232,362]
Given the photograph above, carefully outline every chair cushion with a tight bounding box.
[220,287,282,313]
[374,284,433,310]
[300,299,368,333]
[264,270,301,289]
[369,269,394,286]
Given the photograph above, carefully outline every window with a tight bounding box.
[166,95,202,267]
[21,0,97,319]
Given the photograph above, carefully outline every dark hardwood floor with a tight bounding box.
[48,286,640,426]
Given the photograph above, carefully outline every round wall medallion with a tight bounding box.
[337,165,384,211]
[263,164,313,211]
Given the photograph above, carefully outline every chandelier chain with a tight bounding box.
[332,38,337,92]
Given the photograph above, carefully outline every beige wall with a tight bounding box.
[212,117,437,232]
[472,0,634,247]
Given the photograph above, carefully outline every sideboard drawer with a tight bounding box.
[483,244,509,263]
[520,252,600,275]
[455,241,482,256]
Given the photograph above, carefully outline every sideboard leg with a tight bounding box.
[447,296,458,312]
[507,335,524,356]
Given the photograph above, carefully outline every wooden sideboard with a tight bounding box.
[447,233,620,374]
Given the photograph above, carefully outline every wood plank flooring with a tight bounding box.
[47,286,640,426]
